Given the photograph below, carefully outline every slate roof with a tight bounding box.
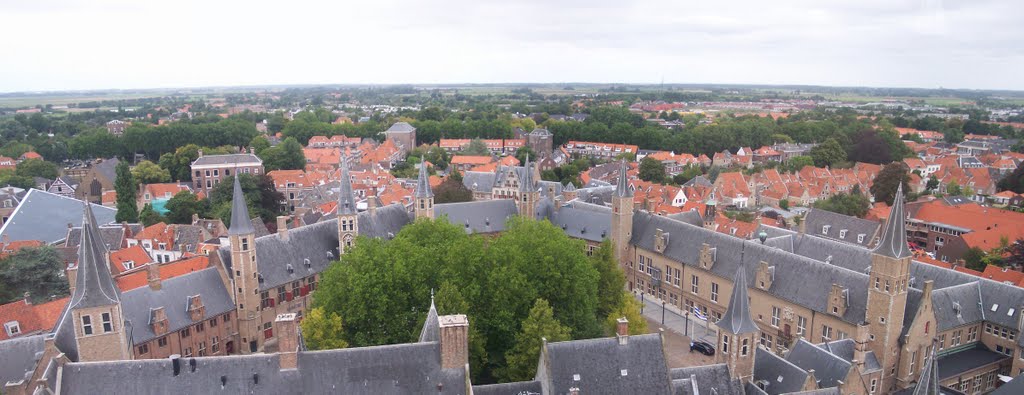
[669,364,744,395]
[540,333,671,395]
[120,267,234,344]
[462,171,496,193]
[386,122,416,133]
[784,339,851,389]
[435,200,518,234]
[338,156,357,215]
[615,160,633,198]
[0,189,117,243]
[575,185,615,206]
[874,184,911,259]
[64,224,140,251]
[92,157,120,182]
[191,153,262,167]
[992,374,1024,395]
[802,208,880,247]
[545,203,612,242]
[913,345,940,395]
[418,299,439,343]
[818,339,881,372]
[415,159,433,198]
[473,381,543,395]
[631,211,871,325]
[718,253,760,335]
[753,347,809,395]
[936,344,1008,379]
[68,203,121,310]
[228,176,256,236]
[0,334,45,387]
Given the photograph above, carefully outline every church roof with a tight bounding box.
[615,160,632,198]
[717,245,760,335]
[68,202,121,310]
[414,161,433,198]
[227,176,256,236]
[874,183,911,259]
[337,154,356,215]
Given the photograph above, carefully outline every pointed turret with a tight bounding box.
[874,183,910,259]
[418,292,439,343]
[912,343,940,395]
[718,245,759,335]
[415,161,433,198]
[616,159,632,198]
[228,175,255,236]
[519,154,534,193]
[69,202,121,309]
[338,153,356,215]
[563,181,576,192]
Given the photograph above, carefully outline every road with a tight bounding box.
[636,293,720,367]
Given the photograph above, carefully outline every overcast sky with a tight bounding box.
[1,0,1021,92]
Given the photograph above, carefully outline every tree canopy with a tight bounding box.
[208,174,283,226]
[0,246,69,304]
[114,160,139,223]
[638,156,666,183]
[870,162,911,205]
[131,160,171,184]
[813,192,871,218]
[300,307,349,351]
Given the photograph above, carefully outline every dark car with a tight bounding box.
[690,340,715,356]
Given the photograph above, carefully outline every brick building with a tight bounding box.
[189,151,263,194]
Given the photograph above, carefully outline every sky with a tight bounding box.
[1,0,1022,92]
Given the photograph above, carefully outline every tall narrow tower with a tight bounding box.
[518,155,539,219]
[414,162,434,220]
[228,176,261,354]
[611,159,634,268]
[337,154,358,254]
[715,247,760,382]
[865,184,912,392]
[70,202,130,361]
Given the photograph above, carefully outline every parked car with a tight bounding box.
[690,340,715,356]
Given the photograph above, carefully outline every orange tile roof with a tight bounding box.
[101,190,117,205]
[143,183,191,200]
[114,255,210,291]
[108,245,153,275]
[981,265,1024,287]
[451,155,494,165]
[0,297,69,341]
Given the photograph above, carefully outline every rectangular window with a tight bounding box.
[870,379,877,394]
[181,327,190,338]
[952,330,961,346]
[263,322,274,339]
[673,268,680,287]
[198,341,207,357]
[722,334,729,353]
[741,338,749,356]
[277,286,287,303]
[212,336,220,354]
[102,312,112,332]
[797,316,806,336]
[821,325,833,342]
[968,326,977,342]
[638,257,645,273]
[691,275,699,294]
[82,315,93,335]
[184,347,193,358]
[938,334,945,350]
[910,350,917,373]
[196,322,204,333]
[138,344,149,355]
[158,337,168,347]
[209,317,217,328]
[771,306,780,328]
[711,283,719,303]
[292,281,301,299]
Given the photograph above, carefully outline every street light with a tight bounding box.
[684,311,689,337]
[640,292,645,314]
[661,300,666,325]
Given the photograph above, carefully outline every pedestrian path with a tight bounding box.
[634,293,718,345]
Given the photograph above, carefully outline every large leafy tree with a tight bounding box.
[434,175,473,204]
[15,158,58,179]
[591,240,624,320]
[0,246,69,304]
[638,156,665,183]
[259,137,306,171]
[461,139,490,156]
[208,174,283,225]
[300,307,349,351]
[501,299,571,382]
[313,217,602,383]
[114,160,139,222]
[813,192,871,218]
[139,203,165,226]
[809,138,846,167]
[131,160,171,184]
[603,292,648,336]
[164,190,206,224]
[870,162,911,205]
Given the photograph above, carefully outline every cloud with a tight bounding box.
[0,0,1021,91]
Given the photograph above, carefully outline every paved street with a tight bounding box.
[637,293,720,367]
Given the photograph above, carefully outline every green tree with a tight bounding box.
[114,160,139,223]
[814,192,871,218]
[925,175,940,192]
[434,177,473,204]
[946,181,963,196]
[208,174,283,225]
[165,191,203,224]
[461,139,490,156]
[131,160,171,184]
[250,135,271,156]
[0,246,69,304]
[962,247,987,271]
[514,146,536,165]
[638,156,665,183]
[591,240,624,320]
[15,158,58,179]
[301,307,349,351]
[779,199,790,211]
[604,292,648,336]
[783,156,814,173]
[809,138,846,168]
[139,203,165,226]
[870,162,910,205]
[501,299,571,382]
[260,137,306,171]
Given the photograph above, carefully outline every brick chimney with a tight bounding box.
[147,263,162,291]
[367,188,377,215]
[275,313,299,370]
[616,317,629,345]
[438,314,469,369]
[852,323,869,367]
[277,216,289,241]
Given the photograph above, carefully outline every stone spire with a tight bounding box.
[615,159,632,198]
[338,153,356,216]
[228,175,256,236]
[418,291,439,343]
[414,161,433,198]
[519,154,534,193]
[874,183,910,259]
[69,202,121,309]
[912,343,940,395]
[718,244,759,335]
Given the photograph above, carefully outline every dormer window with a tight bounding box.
[4,321,20,336]
[857,234,865,243]
[822,225,830,235]
[839,230,847,239]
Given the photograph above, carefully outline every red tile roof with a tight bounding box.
[108,245,153,275]
[0,296,69,341]
[114,256,210,291]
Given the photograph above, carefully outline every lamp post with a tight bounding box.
[661,300,666,325]
[640,292,645,314]
[684,311,689,337]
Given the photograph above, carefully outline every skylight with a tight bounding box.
[991,304,999,312]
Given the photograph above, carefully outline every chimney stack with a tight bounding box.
[147,263,161,291]
[616,317,629,345]
[170,354,181,376]
[277,216,289,241]
[276,313,299,370]
[367,188,377,215]
[438,314,469,369]
[853,323,869,368]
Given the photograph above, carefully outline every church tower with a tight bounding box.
[716,247,760,382]
[865,184,912,392]
[414,162,434,220]
[611,159,634,268]
[337,154,358,254]
[228,175,261,354]
[518,155,539,219]
[70,202,130,361]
